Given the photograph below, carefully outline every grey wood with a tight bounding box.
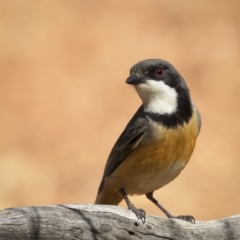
[0,204,239,240]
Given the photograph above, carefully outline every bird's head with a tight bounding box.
[126,59,190,115]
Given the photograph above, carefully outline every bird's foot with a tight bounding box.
[169,214,195,224]
[128,203,146,224]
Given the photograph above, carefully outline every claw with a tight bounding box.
[119,188,146,223]
[129,204,146,224]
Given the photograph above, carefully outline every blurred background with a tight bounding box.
[0,0,240,221]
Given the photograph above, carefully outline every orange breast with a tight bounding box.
[106,112,199,195]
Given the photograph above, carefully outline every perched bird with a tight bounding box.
[95,59,201,224]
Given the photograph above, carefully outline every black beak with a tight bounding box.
[125,75,144,85]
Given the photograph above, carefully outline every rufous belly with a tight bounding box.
[105,112,199,196]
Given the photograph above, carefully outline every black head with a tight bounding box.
[126,59,188,91]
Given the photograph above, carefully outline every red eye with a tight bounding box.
[156,69,164,77]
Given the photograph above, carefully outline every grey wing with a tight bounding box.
[97,106,149,193]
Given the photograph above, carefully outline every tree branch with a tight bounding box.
[0,204,239,240]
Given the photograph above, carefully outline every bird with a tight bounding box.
[95,59,201,224]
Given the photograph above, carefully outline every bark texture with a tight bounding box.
[0,204,239,240]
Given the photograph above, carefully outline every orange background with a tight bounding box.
[0,0,240,221]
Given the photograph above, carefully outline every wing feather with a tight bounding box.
[98,106,149,193]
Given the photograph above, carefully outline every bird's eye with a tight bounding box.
[155,69,164,77]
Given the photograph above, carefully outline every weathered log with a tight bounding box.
[0,204,239,240]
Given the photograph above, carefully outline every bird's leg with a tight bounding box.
[119,188,146,224]
[145,191,195,224]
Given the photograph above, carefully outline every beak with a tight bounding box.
[125,75,144,85]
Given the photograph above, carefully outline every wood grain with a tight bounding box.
[0,204,239,240]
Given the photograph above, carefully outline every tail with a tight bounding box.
[95,180,123,205]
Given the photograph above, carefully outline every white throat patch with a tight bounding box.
[135,80,178,115]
